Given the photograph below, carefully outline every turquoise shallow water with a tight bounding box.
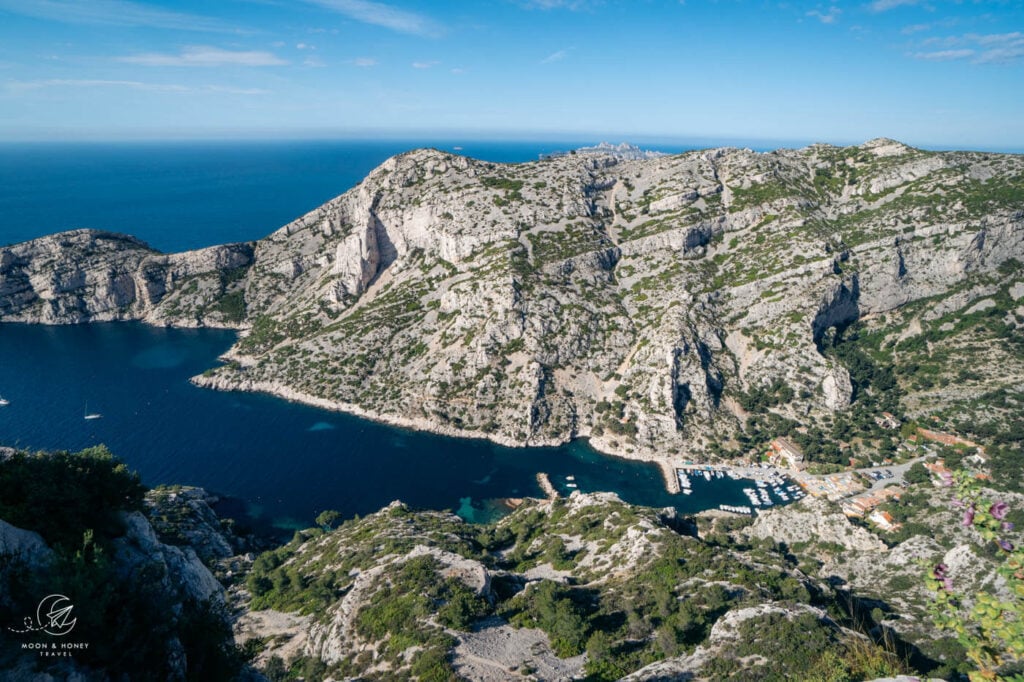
[0,323,757,530]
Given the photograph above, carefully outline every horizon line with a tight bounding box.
[0,128,1021,155]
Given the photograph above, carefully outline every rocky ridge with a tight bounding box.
[235,490,916,680]
[2,139,1023,461]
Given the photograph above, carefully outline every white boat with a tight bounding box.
[682,489,692,495]
[0,396,8,406]
[566,475,575,481]
[703,471,712,481]
[84,403,102,420]
[566,483,578,489]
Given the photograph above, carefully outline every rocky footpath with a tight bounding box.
[3,140,1023,462]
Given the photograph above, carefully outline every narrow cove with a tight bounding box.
[0,321,756,532]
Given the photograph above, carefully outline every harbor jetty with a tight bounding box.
[658,460,681,494]
[535,472,559,500]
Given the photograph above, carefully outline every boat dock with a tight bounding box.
[674,461,808,509]
[675,463,789,482]
[536,472,559,500]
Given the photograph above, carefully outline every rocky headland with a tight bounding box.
[2,139,1023,466]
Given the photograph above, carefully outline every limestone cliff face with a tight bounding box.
[0,229,254,327]
[3,140,1023,459]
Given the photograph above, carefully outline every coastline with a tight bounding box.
[190,370,804,502]
[190,363,795,507]
[190,371,693,483]
[191,372,566,450]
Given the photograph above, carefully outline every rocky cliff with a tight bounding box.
[0,230,254,327]
[3,139,1023,459]
[0,448,240,681]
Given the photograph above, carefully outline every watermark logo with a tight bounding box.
[8,594,77,636]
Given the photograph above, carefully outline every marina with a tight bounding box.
[675,463,807,514]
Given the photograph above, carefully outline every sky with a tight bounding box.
[0,0,1021,149]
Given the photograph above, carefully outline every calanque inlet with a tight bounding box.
[2,139,1024,680]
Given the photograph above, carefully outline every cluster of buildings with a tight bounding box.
[767,437,806,471]
[793,471,865,501]
[867,509,902,532]
[752,415,996,534]
[841,486,904,530]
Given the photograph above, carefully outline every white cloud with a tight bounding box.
[520,0,591,9]
[296,43,314,50]
[911,31,1024,64]
[352,57,377,67]
[912,49,974,61]
[303,57,327,67]
[5,78,189,93]
[972,31,1024,46]
[201,85,271,95]
[902,23,931,34]
[119,46,287,67]
[806,6,841,24]
[4,79,269,95]
[304,0,443,37]
[976,46,1024,63]
[0,0,239,32]
[450,67,466,74]
[412,60,439,69]
[540,49,569,64]
[869,0,920,12]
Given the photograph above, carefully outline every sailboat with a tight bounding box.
[84,403,102,420]
[0,395,9,406]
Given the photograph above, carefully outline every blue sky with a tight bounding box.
[0,0,1021,149]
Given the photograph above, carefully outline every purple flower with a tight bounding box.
[933,564,953,591]
[998,539,1015,552]
[1003,522,1015,532]
[939,471,954,487]
[990,501,1010,520]
[962,505,976,527]
[951,497,965,508]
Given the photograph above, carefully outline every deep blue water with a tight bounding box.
[0,323,756,530]
[0,139,631,252]
[0,139,763,531]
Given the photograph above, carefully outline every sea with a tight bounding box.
[0,139,769,533]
